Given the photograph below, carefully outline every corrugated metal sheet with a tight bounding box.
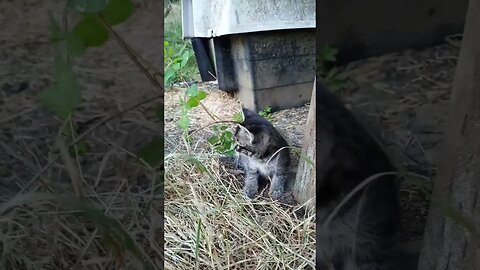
[181,0,316,38]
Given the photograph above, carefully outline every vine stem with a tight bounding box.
[188,120,240,136]
[96,14,164,94]
[198,100,219,121]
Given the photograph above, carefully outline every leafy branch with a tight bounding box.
[43,0,163,168]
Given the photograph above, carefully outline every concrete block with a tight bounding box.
[226,29,315,111]
[235,81,313,112]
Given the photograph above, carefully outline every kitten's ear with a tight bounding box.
[236,125,254,144]
[241,108,257,120]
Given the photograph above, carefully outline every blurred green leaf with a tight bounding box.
[48,12,64,42]
[221,131,233,140]
[186,97,199,108]
[196,90,207,101]
[40,49,81,119]
[187,84,199,97]
[431,197,477,236]
[101,0,135,25]
[69,140,90,157]
[180,51,190,68]
[73,15,109,47]
[207,135,219,145]
[165,70,175,86]
[172,62,181,70]
[224,150,235,157]
[232,112,243,123]
[319,45,338,62]
[65,32,86,57]
[178,108,190,130]
[138,137,164,167]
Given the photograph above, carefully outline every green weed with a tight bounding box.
[164,3,199,86]
[317,45,348,91]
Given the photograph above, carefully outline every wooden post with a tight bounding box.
[293,78,316,211]
[418,0,480,268]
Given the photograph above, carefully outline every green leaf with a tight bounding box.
[66,0,108,13]
[172,62,181,71]
[101,0,135,25]
[319,45,338,63]
[207,136,220,145]
[69,140,90,157]
[224,150,235,157]
[187,84,199,97]
[73,15,109,47]
[65,32,86,57]
[221,131,233,140]
[48,12,64,42]
[138,137,164,167]
[232,112,243,123]
[165,69,175,86]
[178,113,190,130]
[40,49,81,119]
[180,50,190,68]
[186,97,199,108]
[196,90,207,101]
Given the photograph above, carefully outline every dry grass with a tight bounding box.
[164,85,315,269]
[164,152,315,269]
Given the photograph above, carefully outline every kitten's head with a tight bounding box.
[233,108,272,157]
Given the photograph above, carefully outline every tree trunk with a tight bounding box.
[418,0,480,269]
[293,78,316,211]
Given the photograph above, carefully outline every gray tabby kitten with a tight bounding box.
[233,108,291,200]
[316,82,400,270]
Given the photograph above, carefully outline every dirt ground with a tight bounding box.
[0,1,162,269]
[165,38,460,246]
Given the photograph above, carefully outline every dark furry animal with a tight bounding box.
[315,82,401,270]
[233,108,291,200]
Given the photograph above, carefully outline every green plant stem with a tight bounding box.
[198,100,219,121]
[96,14,164,94]
[188,120,239,136]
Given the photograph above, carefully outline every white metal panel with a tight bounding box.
[181,0,316,38]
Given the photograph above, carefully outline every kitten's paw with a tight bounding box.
[270,189,284,200]
[244,186,257,199]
